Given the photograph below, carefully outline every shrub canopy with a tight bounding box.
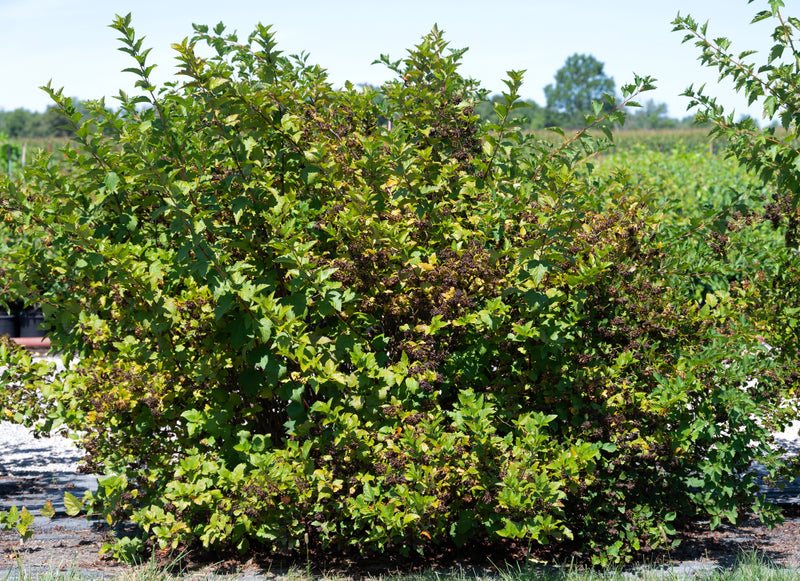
[2,11,800,566]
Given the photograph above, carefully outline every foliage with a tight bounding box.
[474,95,551,130]
[602,128,723,154]
[0,134,23,179]
[593,143,784,314]
[521,128,725,156]
[544,54,616,127]
[1,12,799,568]
[0,134,64,188]
[474,97,689,136]
[0,505,35,542]
[673,1,800,239]
[673,0,800,393]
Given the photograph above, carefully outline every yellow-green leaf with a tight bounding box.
[40,500,56,519]
[64,492,83,517]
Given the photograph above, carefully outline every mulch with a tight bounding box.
[667,512,800,570]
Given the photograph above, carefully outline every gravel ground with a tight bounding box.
[0,420,117,576]
[0,422,83,475]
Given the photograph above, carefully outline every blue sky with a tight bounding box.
[0,0,782,120]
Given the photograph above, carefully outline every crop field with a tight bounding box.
[595,137,772,230]
[604,127,726,153]
[0,137,68,180]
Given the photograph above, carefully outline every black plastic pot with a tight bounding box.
[18,307,45,338]
[0,308,18,337]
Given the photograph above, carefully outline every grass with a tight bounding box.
[3,550,800,581]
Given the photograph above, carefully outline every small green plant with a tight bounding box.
[0,136,23,179]
[0,505,35,542]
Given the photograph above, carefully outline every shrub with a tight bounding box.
[673,0,800,357]
[1,12,798,566]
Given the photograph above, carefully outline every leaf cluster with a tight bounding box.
[673,0,800,243]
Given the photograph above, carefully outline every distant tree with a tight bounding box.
[0,109,37,138]
[624,99,682,130]
[0,101,89,138]
[544,53,615,126]
[37,105,76,137]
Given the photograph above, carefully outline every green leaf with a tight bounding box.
[301,166,320,186]
[16,507,34,541]
[64,492,83,517]
[104,172,119,194]
[768,43,785,64]
[238,368,264,397]
[98,475,127,494]
[751,10,773,24]
[764,95,778,118]
[208,77,229,90]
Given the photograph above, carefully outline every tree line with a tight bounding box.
[0,104,78,138]
[475,95,695,131]
[476,53,696,130]
[0,54,692,139]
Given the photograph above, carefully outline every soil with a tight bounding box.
[0,519,122,577]
[0,472,123,577]
[670,513,800,569]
